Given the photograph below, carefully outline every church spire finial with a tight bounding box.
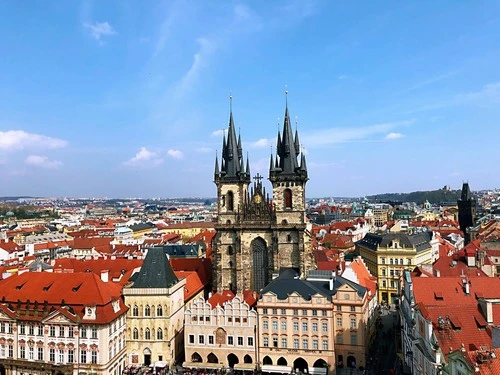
[285,84,288,110]
[229,91,233,113]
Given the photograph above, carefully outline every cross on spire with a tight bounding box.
[253,173,263,184]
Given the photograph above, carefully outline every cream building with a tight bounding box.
[183,292,258,372]
[123,248,185,368]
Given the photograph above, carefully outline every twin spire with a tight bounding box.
[214,93,308,184]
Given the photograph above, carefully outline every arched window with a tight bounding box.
[145,328,151,340]
[227,191,234,211]
[157,306,163,317]
[145,305,151,316]
[133,328,138,340]
[284,189,292,209]
[157,328,163,340]
[132,305,138,316]
[228,245,234,255]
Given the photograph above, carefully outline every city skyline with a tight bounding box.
[1,1,500,198]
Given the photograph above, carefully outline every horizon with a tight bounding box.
[1,1,500,197]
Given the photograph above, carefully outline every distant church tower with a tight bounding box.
[213,95,311,293]
[458,182,476,244]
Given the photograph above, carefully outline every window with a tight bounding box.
[312,323,318,332]
[272,321,278,330]
[132,305,138,316]
[68,326,74,338]
[263,337,268,347]
[227,191,234,211]
[337,333,343,344]
[322,322,328,332]
[20,346,25,359]
[350,318,356,329]
[263,308,268,314]
[208,335,214,345]
[382,268,386,276]
[284,189,292,209]
[281,321,287,330]
[8,345,13,358]
[390,270,394,277]
[29,324,34,336]
[50,348,55,362]
[199,335,204,344]
[8,323,13,334]
[228,336,234,345]
[145,305,151,316]
[92,350,98,364]
[157,305,163,316]
[29,346,34,360]
[302,309,307,316]
[400,259,404,265]
[281,309,286,315]
[336,305,342,311]
[80,350,86,364]
[351,333,357,345]
[281,338,287,348]
[350,306,356,312]
[312,339,319,350]
[337,317,343,327]
[293,322,299,331]
[0,344,4,358]
[68,349,74,363]
[59,326,64,337]
[322,340,328,350]
[263,321,268,330]
[390,281,395,288]
[38,347,43,361]
[272,308,277,315]
[390,258,394,265]
[381,258,386,264]
[157,328,163,340]
[302,322,308,331]
[302,339,308,349]
[322,310,327,316]
[133,328,138,340]
[293,338,299,349]
[382,280,387,288]
[81,327,87,338]
[91,327,97,339]
[293,309,298,316]
[0,322,4,333]
[248,337,254,346]
[237,336,244,346]
[273,337,278,348]
[20,324,25,335]
[407,258,412,266]
[59,349,64,363]
[49,326,55,337]
[188,334,194,344]
[145,328,150,340]
[312,310,318,316]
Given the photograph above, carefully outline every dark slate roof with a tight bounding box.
[163,244,199,258]
[131,247,178,289]
[356,232,431,252]
[129,222,156,232]
[28,259,53,271]
[260,268,366,301]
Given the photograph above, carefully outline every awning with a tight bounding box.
[150,361,169,368]
[308,367,327,375]
[183,362,222,370]
[261,365,292,374]
[234,363,255,371]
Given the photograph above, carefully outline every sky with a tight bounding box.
[1,1,500,198]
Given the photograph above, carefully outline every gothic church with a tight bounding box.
[213,98,313,293]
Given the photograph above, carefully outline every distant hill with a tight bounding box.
[367,189,462,205]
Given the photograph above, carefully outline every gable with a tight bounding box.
[42,310,78,325]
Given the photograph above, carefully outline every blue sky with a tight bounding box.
[1,1,500,198]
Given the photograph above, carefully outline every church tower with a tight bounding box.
[458,182,476,244]
[213,94,311,294]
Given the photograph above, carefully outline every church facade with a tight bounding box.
[213,99,313,293]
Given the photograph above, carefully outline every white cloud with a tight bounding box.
[385,132,404,140]
[458,82,500,103]
[167,149,184,159]
[250,138,272,148]
[211,129,225,138]
[0,130,68,151]
[302,120,414,148]
[25,155,62,169]
[124,147,163,167]
[83,21,116,40]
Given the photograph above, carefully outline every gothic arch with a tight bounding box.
[284,188,292,209]
[227,353,239,368]
[192,352,202,362]
[207,353,218,364]
[251,237,269,291]
[262,356,272,365]
[244,355,252,364]
[227,191,234,211]
[293,358,308,373]
[277,357,287,366]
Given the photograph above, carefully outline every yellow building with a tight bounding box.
[123,248,186,368]
[356,232,433,303]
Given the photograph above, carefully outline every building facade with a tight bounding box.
[0,272,127,375]
[213,100,312,293]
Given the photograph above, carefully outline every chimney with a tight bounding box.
[100,270,109,283]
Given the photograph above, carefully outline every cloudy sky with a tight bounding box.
[1,1,500,198]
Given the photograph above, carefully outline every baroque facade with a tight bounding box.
[213,99,312,293]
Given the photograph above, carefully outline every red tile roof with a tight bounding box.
[207,290,235,308]
[174,270,204,302]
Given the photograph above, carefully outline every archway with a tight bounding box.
[293,358,308,374]
[0,364,5,375]
[337,355,344,368]
[277,357,288,366]
[347,355,356,368]
[143,347,152,366]
[313,359,328,368]
[227,353,239,368]
[207,353,219,364]
[262,356,273,365]
[244,355,252,364]
[251,237,269,291]
[191,352,202,363]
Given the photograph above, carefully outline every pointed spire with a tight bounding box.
[461,182,472,201]
[294,128,300,155]
[237,132,242,158]
[246,154,251,177]
[214,153,220,177]
[269,153,275,172]
[300,151,307,173]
